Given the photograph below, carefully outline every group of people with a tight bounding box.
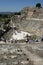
[25,35,43,43]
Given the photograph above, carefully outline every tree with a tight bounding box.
[36,3,42,8]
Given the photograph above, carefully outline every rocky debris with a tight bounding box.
[21,60,29,65]
[0,41,5,44]
[0,42,43,65]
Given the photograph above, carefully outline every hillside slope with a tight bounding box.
[12,7,43,36]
